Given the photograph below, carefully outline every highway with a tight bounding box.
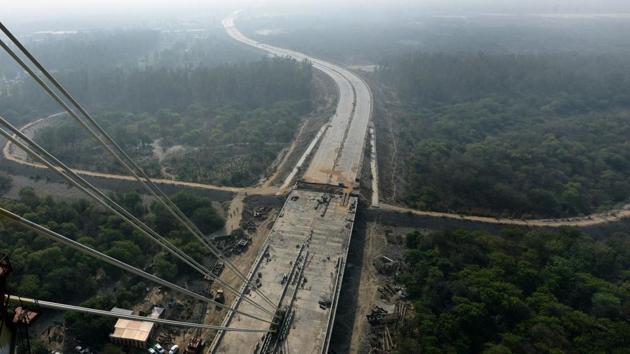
[223,13,630,228]
[223,13,373,189]
[213,12,372,354]
[215,14,630,353]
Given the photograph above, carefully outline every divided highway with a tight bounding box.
[223,13,373,189]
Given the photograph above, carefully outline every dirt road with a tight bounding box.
[379,202,630,228]
[224,192,245,234]
[2,114,283,196]
[347,223,385,353]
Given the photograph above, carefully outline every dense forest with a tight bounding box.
[0,27,258,81]
[1,187,223,350]
[375,53,630,218]
[2,55,311,118]
[0,27,314,187]
[242,14,630,65]
[0,26,262,122]
[28,57,313,186]
[397,228,630,353]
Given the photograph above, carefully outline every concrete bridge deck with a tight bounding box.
[212,12,371,353]
[212,189,357,353]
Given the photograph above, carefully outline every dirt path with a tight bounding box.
[386,110,399,201]
[369,126,379,207]
[2,114,280,195]
[151,139,180,180]
[8,111,630,229]
[224,192,245,234]
[348,222,385,353]
[379,202,630,228]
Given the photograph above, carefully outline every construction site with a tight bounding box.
[4,2,630,354]
[0,9,384,354]
[206,13,377,354]
[211,189,357,353]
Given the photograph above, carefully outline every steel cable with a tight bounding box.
[0,23,276,308]
[0,120,275,316]
[0,207,273,324]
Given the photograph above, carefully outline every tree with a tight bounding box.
[154,253,178,281]
[106,240,143,266]
[397,229,630,353]
[591,292,621,318]
[112,192,145,217]
[0,173,12,194]
[101,344,124,354]
[191,207,224,234]
[64,295,117,347]
[29,340,51,354]
[19,187,39,207]
[376,51,630,218]
[16,274,41,298]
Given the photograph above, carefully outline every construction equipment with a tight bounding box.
[214,289,225,310]
[183,337,204,354]
[12,306,40,352]
[373,256,400,276]
[212,261,225,277]
[233,239,250,254]
[366,305,400,327]
[1,254,39,353]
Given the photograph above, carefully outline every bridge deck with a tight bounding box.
[215,14,370,354]
[212,189,357,353]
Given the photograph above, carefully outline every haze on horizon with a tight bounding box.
[5,0,630,23]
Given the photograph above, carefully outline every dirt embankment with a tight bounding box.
[331,201,413,354]
[265,70,338,187]
[329,202,371,353]
[365,77,407,205]
[199,194,283,341]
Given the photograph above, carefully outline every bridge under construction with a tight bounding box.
[211,189,358,353]
[0,9,372,353]
[211,13,372,354]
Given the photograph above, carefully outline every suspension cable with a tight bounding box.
[0,120,275,315]
[0,207,274,324]
[4,295,273,333]
[0,24,276,308]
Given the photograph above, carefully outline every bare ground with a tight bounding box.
[224,192,245,235]
[339,222,386,354]
[330,205,412,354]
[198,196,281,344]
[364,77,406,204]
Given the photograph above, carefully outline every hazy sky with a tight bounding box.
[5,0,630,23]
[4,0,427,26]
[5,0,397,17]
